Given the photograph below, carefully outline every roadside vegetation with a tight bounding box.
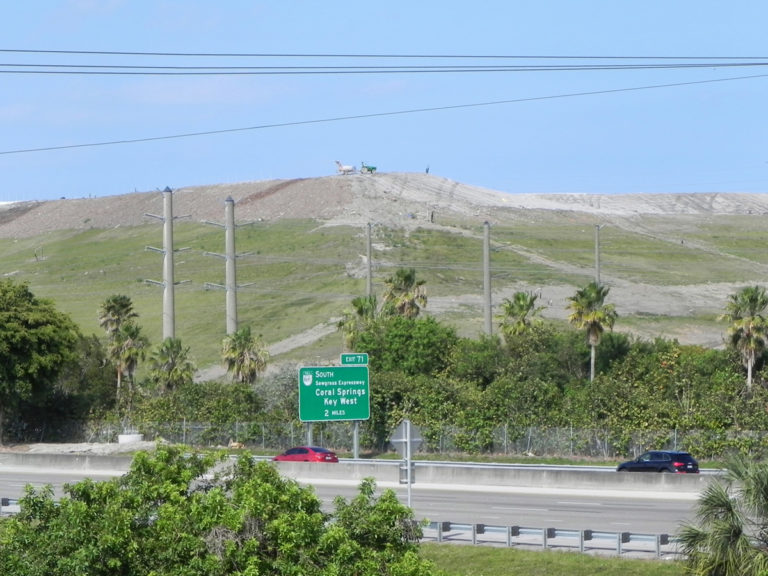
[0,446,436,575]
[0,444,690,575]
[3,271,768,458]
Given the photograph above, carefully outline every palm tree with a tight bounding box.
[149,337,196,392]
[98,294,137,338]
[100,294,144,406]
[382,268,427,318]
[109,320,149,413]
[567,281,617,381]
[679,454,768,576]
[497,291,545,341]
[719,285,768,391]
[221,325,269,384]
[338,294,378,351]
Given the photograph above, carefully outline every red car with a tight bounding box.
[273,446,339,463]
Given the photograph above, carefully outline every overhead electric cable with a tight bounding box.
[1,61,766,75]
[0,72,765,156]
[2,48,768,59]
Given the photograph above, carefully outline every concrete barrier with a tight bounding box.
[0,453,132,472]
[412,464,713,495]
[273,460,714,495]
[0,453,715,495]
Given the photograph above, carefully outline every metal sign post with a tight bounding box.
[389,419,422,509]
[406,419,412,507]
[338,353,369,459]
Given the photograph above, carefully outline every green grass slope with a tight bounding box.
[2,175,766,372]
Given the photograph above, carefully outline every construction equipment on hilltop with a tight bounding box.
[335,160,355,175]
[361,161,377,174]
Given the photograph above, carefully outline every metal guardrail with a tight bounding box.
[422,520,681,558]
[0,497,19,516]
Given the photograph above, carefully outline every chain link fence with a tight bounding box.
[75,421,768,460]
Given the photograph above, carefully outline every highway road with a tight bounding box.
[0,467,698,535]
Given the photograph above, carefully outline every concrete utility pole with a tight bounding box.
[224,197,237,334]
[204,197,253,335]
[594,224,604,286]
[145,187,180,340]
[366,222,373,297]
[162,189,175,339]
[483,221,492,335]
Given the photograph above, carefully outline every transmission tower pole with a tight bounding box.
[366,222,372,297]
[595,224,603,286]
[224,197,237,334]
[144,187,177,339]
[145,187,190,341]
[204,196,252,335]
[483,221,492,335]
[162,189,175,339]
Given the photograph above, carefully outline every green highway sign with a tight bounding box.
[298,365,370,422]
[340,353,368,365]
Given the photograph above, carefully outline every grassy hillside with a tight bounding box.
[4,175,768,372]
[1,200,763,373]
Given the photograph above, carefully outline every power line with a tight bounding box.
[1,72,765,156]
[1,62,766,75]
[1,49,767,75]
[3,48,768,59]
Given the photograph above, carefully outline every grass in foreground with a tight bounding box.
[420,543,683,576]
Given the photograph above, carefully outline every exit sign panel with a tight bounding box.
[340,353,368,365]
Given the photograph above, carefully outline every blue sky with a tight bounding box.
[1,1,766,202]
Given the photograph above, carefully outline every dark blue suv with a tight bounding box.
[617,450,699,473]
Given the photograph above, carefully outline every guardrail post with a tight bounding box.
[618,531,630,554]
[507,525,520,547]
[544,527,556,549]
[581,529,592,553]
[657,533,669,557]
[472,523,484,544]
[438,521,450,543]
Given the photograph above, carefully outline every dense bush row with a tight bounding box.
[3,276,768,461]
[121,318,768,460]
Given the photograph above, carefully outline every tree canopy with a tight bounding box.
[719,285,768,391]
[148,337,196,392]
[221,325,269,384]
[567,281,618,381]
[0,279,80,444]
[680,454,768,576]
[381,268,427,319]
[0,446,440,576]
[354,315,458,377]
[497,290,545,341]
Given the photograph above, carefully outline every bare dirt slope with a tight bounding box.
[3,173,767,239]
